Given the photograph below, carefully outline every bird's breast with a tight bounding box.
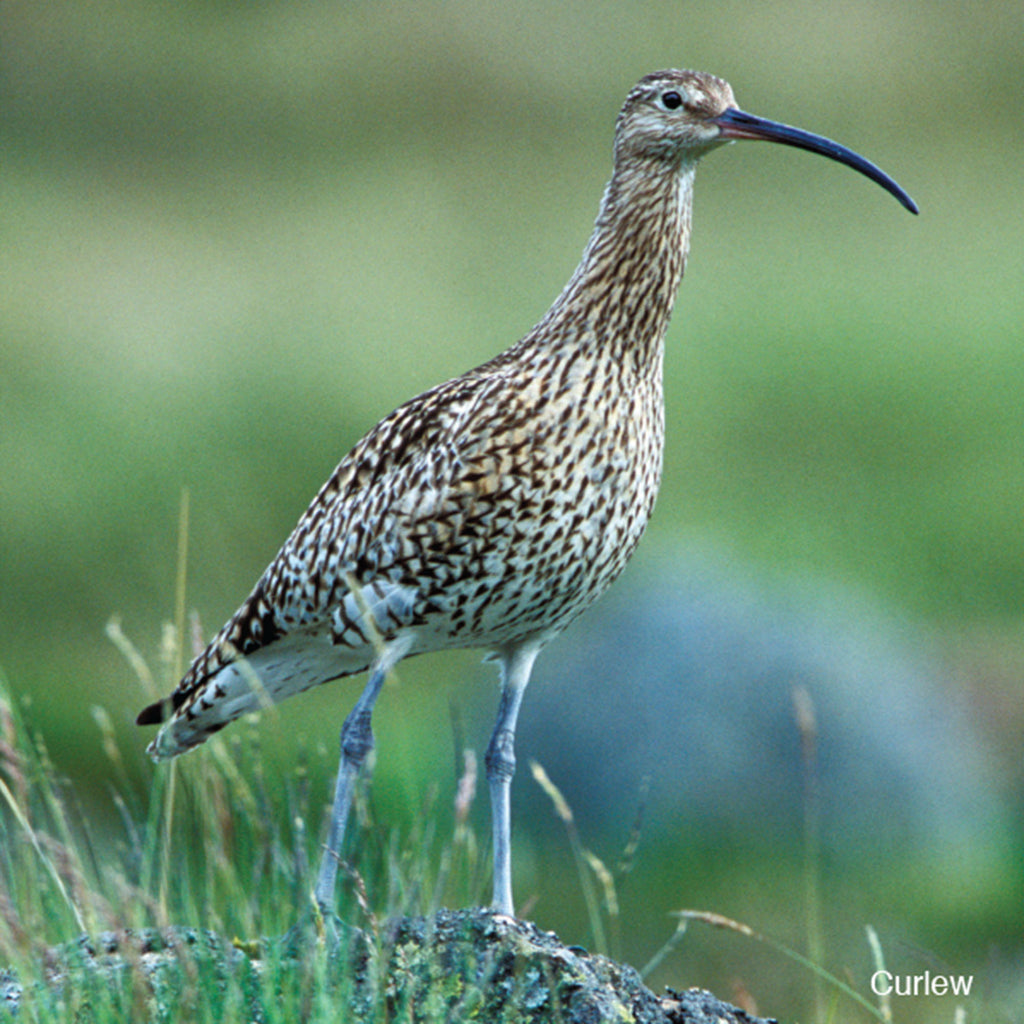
[404,351,665,647]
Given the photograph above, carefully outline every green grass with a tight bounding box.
[2,652,1007,1023]
[0,660,493,1022]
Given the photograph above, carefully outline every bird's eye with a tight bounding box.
[661,91,683,110]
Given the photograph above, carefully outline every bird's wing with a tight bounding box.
[136,361,549,740]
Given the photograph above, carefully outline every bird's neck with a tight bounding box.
[529,157,696,375]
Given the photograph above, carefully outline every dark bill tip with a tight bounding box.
[712,107,918,215]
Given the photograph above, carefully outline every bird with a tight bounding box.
[137,69,916,919]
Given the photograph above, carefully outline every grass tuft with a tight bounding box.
[0,614,494,1022]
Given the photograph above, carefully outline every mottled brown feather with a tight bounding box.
[140,70,740,758]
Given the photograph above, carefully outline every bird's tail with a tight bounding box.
[139,632,374,761]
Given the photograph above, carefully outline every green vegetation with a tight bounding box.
[0,658,489,1021]
[1,660,1002,1022]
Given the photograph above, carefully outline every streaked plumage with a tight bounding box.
[138,70,915,916]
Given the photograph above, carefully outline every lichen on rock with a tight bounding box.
[1,909,775,1023]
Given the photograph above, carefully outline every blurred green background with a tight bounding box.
[1,0,1021,1019]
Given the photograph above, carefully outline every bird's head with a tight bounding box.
[614,70,738,164]
[614,69,917,214]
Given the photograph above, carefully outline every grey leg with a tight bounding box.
[314,637,410,913]
[484,643,540,916]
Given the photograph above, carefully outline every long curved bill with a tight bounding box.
[712,107,918,214]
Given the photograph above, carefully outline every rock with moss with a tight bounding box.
[1,909,774,1023]
[375,910,773,1023]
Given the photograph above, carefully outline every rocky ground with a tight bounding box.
[1,908,776,1022]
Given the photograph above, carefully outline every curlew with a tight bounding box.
[137,70,916,918]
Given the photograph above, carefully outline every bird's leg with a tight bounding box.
[484,643,540,917]
[312,650,394,915]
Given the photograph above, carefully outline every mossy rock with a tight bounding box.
[375,910,773,1023]
[1,909,775,1023]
